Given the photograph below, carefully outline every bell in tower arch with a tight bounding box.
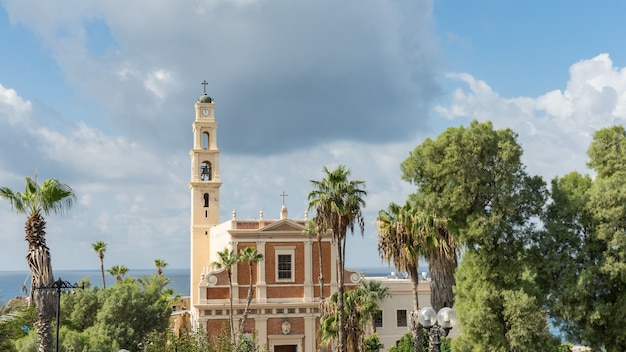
[200,161,212,181]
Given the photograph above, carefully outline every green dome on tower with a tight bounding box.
[198,93,213,103]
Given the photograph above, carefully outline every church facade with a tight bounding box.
[188,91,362,351]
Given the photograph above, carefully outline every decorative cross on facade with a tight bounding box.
[201,80,208,93]
[280,191,288,205]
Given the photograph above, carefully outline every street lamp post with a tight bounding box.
[35,277,82,352]
[417,307,457,352]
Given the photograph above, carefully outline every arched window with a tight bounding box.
[200,161,212,181]
[203,193,209,207]
[202,131,210,150]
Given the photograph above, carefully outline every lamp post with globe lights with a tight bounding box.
[417,307,457,352]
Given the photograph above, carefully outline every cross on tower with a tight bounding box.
[201,80,208,94]
[280,191,288,205]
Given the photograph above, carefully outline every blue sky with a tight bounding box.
[1,0,626,273]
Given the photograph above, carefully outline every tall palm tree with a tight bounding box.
[237,246,263,333]
[107,264,129,283]
[376,201,425,352]
[0,175,76,352]
[376,200,456,352]
[308,164,367,352]
[212,247,239,346]
[92,241,107,288]
[154,258,168,276]
[303,218,326,300]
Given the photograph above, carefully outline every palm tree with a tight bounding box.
[0,175,76,352]
[426,218,456,311]
[212,247,239,346]
[154,258,168,276]
[92,241,107,288]
[303,218,326,300]
[308,164,367,352]
[107,264,129,283]
[139,273,174,297]
[319,280,389,352]
[359,280,390,333]
[376,200,456,352]
[376,201,424,352]
[238,246,263,334]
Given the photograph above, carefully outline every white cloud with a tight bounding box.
[0,83,32,126]
[435,53,626,181]
[144,69,177,101]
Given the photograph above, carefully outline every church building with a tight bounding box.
[188,90,362,351]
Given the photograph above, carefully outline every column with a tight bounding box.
[304,239,314,302]
[257,241,267,303]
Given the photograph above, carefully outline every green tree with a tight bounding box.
[388,332,451,352]
[303,219,326,300]
[92,241,107,288]
[400,121,550,350]
[154,258,168,276]
[0,175,76,352]
[452,251,560,351]
[364,333,384,352]
[143,326,268,352]
[1,299,35,352]
[308,164,367,352]
[59,276,173,352]
[389,333,414,352]
[212,247,240,346]
[319,280,389,352]
[107,264,129,283]
[238,246,263,334]
[536,126,626,351]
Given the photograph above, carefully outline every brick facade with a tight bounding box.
[192,207,361,352]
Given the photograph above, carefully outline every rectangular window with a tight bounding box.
[397,309,407,327]
[275,246,296,282]
[374,310,383,328]
[278,254,292,279]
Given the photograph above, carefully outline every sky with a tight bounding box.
[1,0,626,273]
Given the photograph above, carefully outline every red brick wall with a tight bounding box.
[207,287,229,299]
[267,285,304,298]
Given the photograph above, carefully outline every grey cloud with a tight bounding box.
[8,0,442,156]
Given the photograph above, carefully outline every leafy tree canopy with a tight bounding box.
[536,125,626,351]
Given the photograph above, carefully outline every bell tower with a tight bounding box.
[189,82,222,308]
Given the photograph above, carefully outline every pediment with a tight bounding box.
[259,219,306,233]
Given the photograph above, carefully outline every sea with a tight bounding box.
[0,266,398,304]
[0,268,191,304]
